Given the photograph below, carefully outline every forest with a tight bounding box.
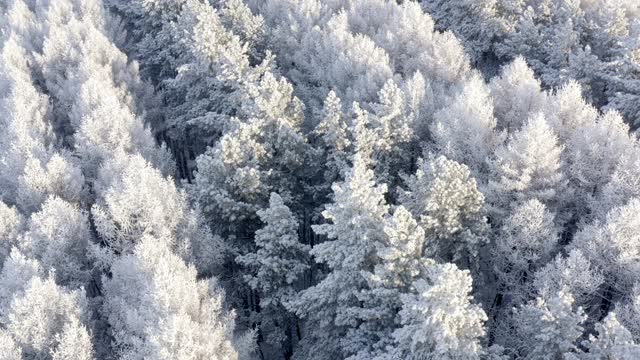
[1,0,640,359]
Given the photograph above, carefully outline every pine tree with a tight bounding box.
[384,263,487,360]
[368,79,415,185]
[107,0,188,82]
[347,206,430,359]
[217,0,266,62]
[236,192,309,352]
[162,0,252,151]
[510,289,586,359]
[400,156,488,268]
[288,153,389,359]
[314,90,351,184]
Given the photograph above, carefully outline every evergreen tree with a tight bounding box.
[510,289,586,359]
[384,263,487,360]
[347,206,430,359]
[400,156,488,268]
[314,90,351,184]
[288,153,389,359]
[236,193,309,354]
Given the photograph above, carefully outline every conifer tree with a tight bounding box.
[288,153,389,359]
[510,290,586,359]
[400,156,488,268]
[237,193,309,354]
[384,263,487,360]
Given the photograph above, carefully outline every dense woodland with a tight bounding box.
[1,0,640,359]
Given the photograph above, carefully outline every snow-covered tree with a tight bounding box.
[570,312,640,360]
[487,113,569,222]
[430,74,502,180]
[92,154,223,274]
[571,198,640,295]
[368,79,415,184]
[258,3,393,108]
[0,202,24,266]
[346,0,470,90]
[0,250,44,317]
[510,289,586,359]
[236,192,309,352]
[288,153,388,359]
[102,236,247,359]
[0,254,94,360]
[0,34,84,215]
[422,0,518,66]
[566,109,637,219]
[400,156,488,267]
[161,0,252,147]
[533,249,604,307]
[189,113,309,239]
[489,56,547,131]
[314,90,351,184]
[5,0,640,356]
[107,0,188,82]
[238,192,308,305]
[19,196,92,288]
[185,0,311,230]
[544,81,599,142]
[493,199,559,304]
[346,206,430,359]
[384,263,487,360]
[599,148,640,219]
[425,0,640,127]
[39,0,161,159]
[217,0,266,62]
